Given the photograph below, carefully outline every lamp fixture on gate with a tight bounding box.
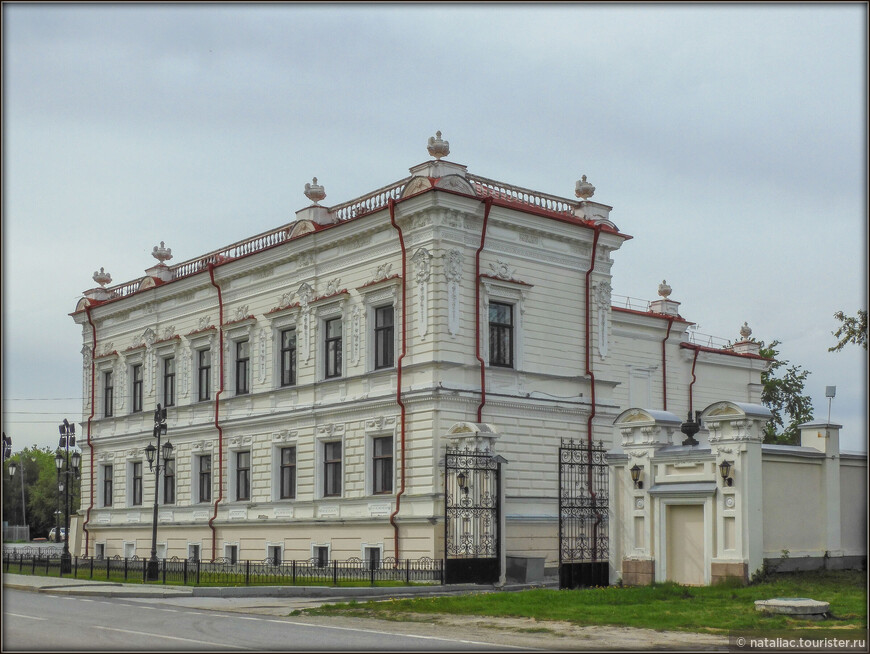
[456,470,469,495]
[629,464,643,489]
[719,460,733,486]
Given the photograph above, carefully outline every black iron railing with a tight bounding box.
[2,551,444,587]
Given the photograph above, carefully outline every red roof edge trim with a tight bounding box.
[186,326,217,336]
[222,315,257,328]
[479,274,533,287]
[612,305,693,324]
[357,275,402,290]
[266,302,302,315]
[679,341,771,361]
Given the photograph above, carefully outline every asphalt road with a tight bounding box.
[2,589,534,652]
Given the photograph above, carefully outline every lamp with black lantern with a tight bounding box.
[456,469,469,495]
[57,419,81,573]
[718,460,733,487]
[145,404,173,581]
[629,463,643,489]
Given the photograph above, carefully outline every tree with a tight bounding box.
[829,310,868,352]
[2,446,81,540]
[759,340,814,445]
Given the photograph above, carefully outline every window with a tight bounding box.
[324,318,342,379]
[236,451,251,501]
[163,357,176,407]
[124,542,135,559]
[132,364,143,413]
[280,328,297,386]
[163,459,175,504]
[268,545,282,565]
[198,349,211,401]
[315,545,329,568]
[225,544,238,564]
[365,546,381,571]
[188,544,200,562]
[103,371,114,418]
[280,447,296,499]
[95,543,106,560]
[488,302,514,368]
[103,465,113,507]
[236,341,250,395]
[198,455,212,503]
[372,436,393,494]
[132,461,143,506]
[374,306,394,369]
[323,441,342,497]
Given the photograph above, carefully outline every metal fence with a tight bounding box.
[2,526,30,542]
[2,551,444,587]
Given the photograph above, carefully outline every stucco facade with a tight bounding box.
[70,137,772,569]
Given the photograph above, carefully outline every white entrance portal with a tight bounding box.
[666,504,705,585]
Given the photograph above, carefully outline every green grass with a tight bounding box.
[302,570,867,634]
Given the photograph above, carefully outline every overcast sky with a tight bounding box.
[3,3,867,454]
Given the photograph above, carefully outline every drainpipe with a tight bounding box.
[207,263,225,562]
[584,226,603,561]
[82,304,97,556]
[387,199,407,561]
[688,346,700,415]
[661,317,675,411]
[475,198,494,421]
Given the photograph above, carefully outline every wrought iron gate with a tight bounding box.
[444,446,500,584]
[559,439,609,588]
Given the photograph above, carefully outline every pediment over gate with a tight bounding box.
[613,408,682,450]
[445,421,500,451]
[700,401,772,444]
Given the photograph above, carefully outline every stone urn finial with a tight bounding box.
[658,280,672,299]
[427,130,450,160]
[93,267,112,287]
[151,241,172,264]
[740,322,752,340]
[575,174,595,200]
[304,177,326,205]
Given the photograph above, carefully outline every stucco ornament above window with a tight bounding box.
[304,177,326,205]
[427,130,449,159]
[575,175,595,200]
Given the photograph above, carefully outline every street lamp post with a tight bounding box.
[145,404,173,581]
[57,419,81,574]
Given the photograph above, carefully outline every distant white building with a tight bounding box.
[70,134,784,583]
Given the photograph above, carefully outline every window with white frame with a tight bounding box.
[313,545,330,567]
[130,461,143,506]
[323,441,342,497]
[235,340,251,395]
[197,454,212,503]
[324,318,342,379]
[162,356,176,407]
[280,328,297,387]
[188,543,200,562]
[225,544,238,564]
[131,364,144,413]
[235,450,251,501]
[162,458,175,505]
[373,305,395,369]
[267,545,283,565]
[364,545,382,570]
[371,435,393,495]
[279,446,296,499]
[197,348,211,402]
[488,301,514,368]
[103,370,114,417]
[101,464,113,507]
[123,542,135,559]
[95,543,106,560]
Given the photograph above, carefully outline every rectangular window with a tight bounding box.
[280,328,297,386]
[132,364,143,413]
[372,436,393,494]
[95,543,106,560]
[323,441,342,497]
[163,357,176,407]
[226,545,238,565]
[236,451,251,501]
[280,446,296,499]
[365,546,381,571]
[104,371,114,418]
[163,459,175,504]
[324,318,342,379]
[315,546,329,568]
[132,461,143,506]
[374,306,394,369]
[188,544,200,562]
[103,465,113,507]
[199,455,212,503]
[489,302,514,368]
[268,545,282,565]
[198,349,211,402]
[236,341,250,395]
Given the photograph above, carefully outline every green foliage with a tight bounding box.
[829,310,868,352]
[759,340,814,445]
[3,446,81,539]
